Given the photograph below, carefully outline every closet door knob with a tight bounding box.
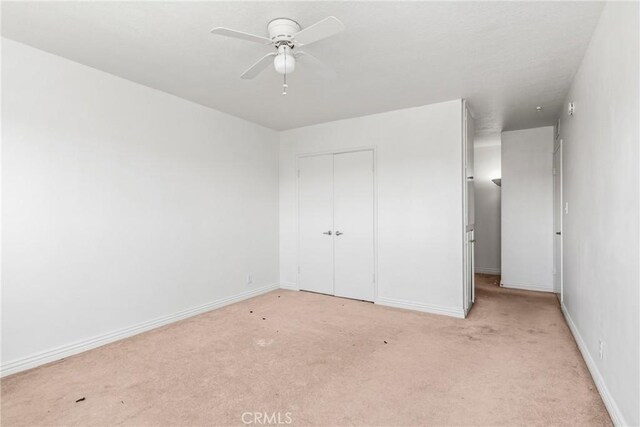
[322,230,332,235]
[335,231,343,236]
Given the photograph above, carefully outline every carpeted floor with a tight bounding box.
[1,274,610,426]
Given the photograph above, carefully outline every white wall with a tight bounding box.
[473,134,501,275]
[1,39,279,371]
[279,100,465,316]
[558,2,639,425]
[501,127,554,291]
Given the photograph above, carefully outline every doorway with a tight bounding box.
[297,149,376,301]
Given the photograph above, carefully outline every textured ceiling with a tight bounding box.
[1,1,604,132]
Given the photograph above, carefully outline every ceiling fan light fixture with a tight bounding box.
[274,50,295,74]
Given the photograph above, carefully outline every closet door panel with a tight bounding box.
[333,151,375,301]
[298,155,334,295]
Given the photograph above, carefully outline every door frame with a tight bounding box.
[295,146,378,301]
[553,139,564,302]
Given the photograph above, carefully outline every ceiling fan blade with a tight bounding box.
[210,27,272,45]
[294,51,337,80]
[293,16,344,46]
[241,52,277,79]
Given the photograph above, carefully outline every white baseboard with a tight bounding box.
[475,267,501,275]
[279,282,299,291]
[0,283,279,378]
[376,296,465,319]
[561,303,626,426]
[501,282,554,293]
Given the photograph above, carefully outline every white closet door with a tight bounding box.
[298,155,334,295]
[333,151,375,301]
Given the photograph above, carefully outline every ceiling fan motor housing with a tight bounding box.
[268,18,301,43]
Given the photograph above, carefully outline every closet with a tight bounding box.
[298,150,375,301]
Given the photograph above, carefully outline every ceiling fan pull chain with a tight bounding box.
[282,55,288,95]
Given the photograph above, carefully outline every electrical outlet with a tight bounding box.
[599,340,604,360]
[564,202,569,215]
[246,274,253,285]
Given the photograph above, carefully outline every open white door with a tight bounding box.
[463,102,476,313]
[333,151,375,301]
[298,155,334,295]
[553,140,563,298]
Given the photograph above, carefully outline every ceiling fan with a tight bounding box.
[210,17,344,95]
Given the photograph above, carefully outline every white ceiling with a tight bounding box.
[2,1,604,132]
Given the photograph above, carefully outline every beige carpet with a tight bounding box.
[1,275,610,426]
